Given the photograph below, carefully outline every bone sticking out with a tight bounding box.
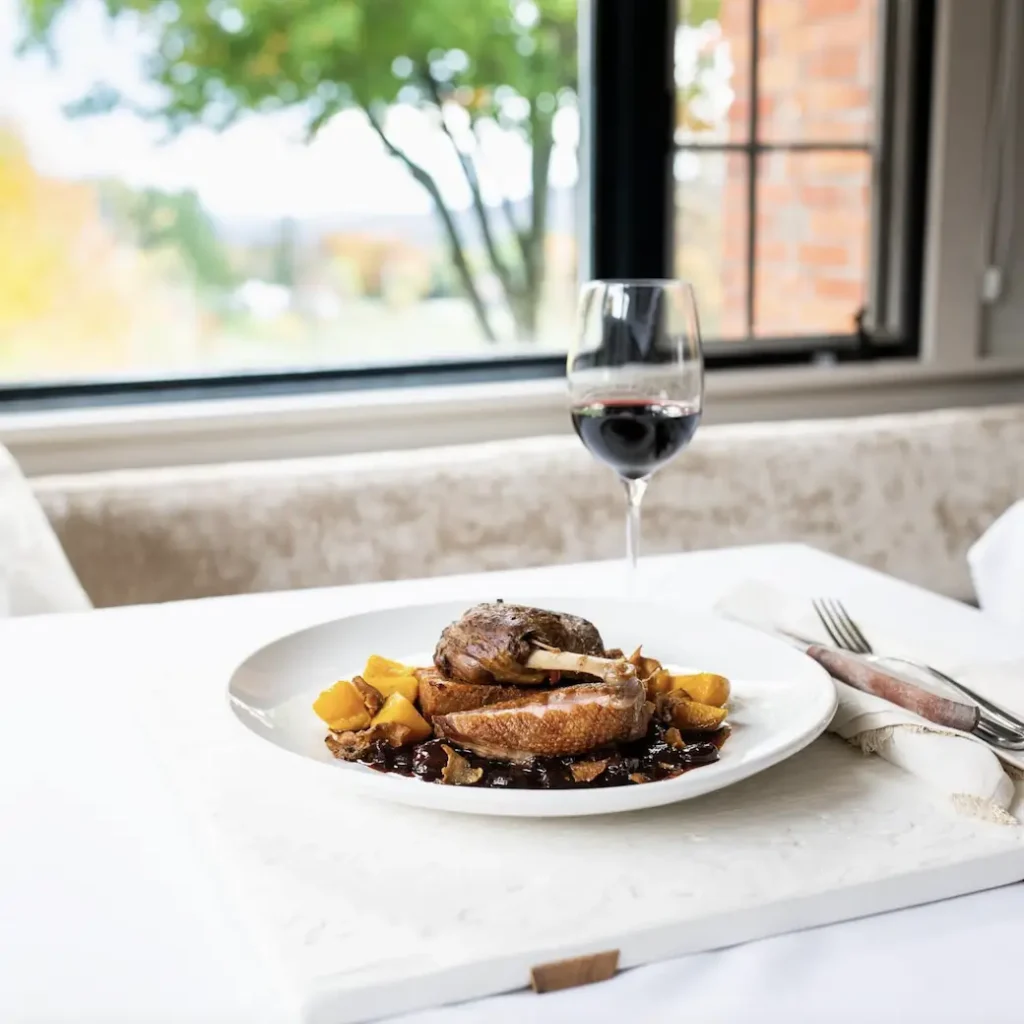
[524,648,636,685]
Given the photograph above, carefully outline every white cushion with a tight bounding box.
[32,404,1024,606]
[0,445,91,616]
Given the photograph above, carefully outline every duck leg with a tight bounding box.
[524,645,637,685]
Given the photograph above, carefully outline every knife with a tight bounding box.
[775,629,981,734]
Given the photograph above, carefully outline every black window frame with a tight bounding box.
[0,0,934,412]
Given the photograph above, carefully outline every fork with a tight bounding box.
[812,597,1024,749]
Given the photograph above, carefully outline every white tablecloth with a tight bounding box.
[2,543,1023,1024]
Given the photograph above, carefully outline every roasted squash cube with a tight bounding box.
[363,654,412,680]
[669,672,730,707]
[361,656,419,704]
[312,679,373,733]
[370,693,433,744]
[668,700,728,732]
[367,673,419,703]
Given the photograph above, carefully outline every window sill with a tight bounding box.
[2,356,1024,476]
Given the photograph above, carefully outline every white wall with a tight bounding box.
[983,1,1024,357]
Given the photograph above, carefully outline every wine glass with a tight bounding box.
[568,279,704,576]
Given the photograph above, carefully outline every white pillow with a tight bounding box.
[968,499,1024,624]
[0,444,91,616]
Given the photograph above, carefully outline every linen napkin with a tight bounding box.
[969,499,1024,626]
[715,580,1020,824]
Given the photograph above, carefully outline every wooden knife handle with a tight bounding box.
[806,645,980,733]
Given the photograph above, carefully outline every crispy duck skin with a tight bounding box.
[433,603,607,685]
[414,667,531,719]
[432,676,652,760]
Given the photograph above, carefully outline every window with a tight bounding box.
[1,0,579,388]
[0,0,930,405]
[673,0,932,358]
[677,0,878,342]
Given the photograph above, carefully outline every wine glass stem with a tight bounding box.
[623,476,650,572]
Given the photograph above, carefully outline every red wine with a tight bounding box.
[571,401,700,479]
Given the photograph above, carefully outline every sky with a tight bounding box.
[0,0,581,220]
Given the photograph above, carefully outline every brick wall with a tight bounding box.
[678,0,877,340]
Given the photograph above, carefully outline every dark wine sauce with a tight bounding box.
[353,720,729,789]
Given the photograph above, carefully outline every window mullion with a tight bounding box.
[863,0,935,349]
[588,0,675,280]
[746,0,761,338]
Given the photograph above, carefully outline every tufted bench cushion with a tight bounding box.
[31,404,1024,607]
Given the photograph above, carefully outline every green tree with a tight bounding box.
[22,0,577,343]
[98,181,236,291]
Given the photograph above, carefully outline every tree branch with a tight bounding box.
[470,116,532,272]
[419,66,525,331]
[364,105,497,343]
[522,108,555,338]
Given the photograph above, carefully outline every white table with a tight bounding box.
[3,543,1024,1024]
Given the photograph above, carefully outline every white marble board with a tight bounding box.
[153,681,1024,1024]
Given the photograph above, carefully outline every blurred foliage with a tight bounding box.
[97,182,237,290]
[0,127,138,368]
[323,232,432,301]
[24,0,575,137]
[677,0,728,135]
[680,0,722,28]
[21,0,579,342]
[13,0,731,354]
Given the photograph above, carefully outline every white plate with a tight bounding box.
[228,596,836,817]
